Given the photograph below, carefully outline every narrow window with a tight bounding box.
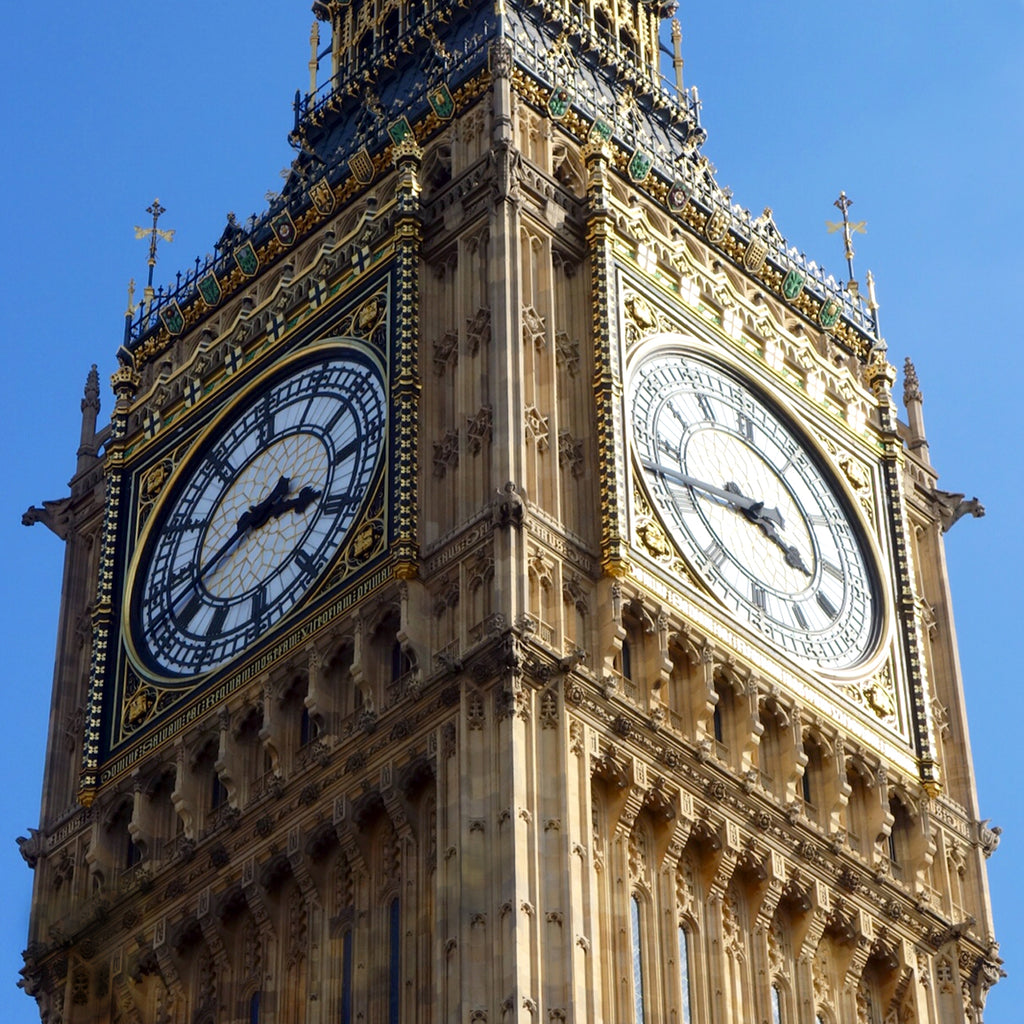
[621,639,633,682]
[678,926,692,1024]
[391,641,407,682]
[630,895,646,1024]
[388,897,401,1024]
[341,929,353,1024]
[211,773,227,811]
[248,991,261,1024]
[712,700,724,744]
[771,983,783,1024]
[300,704,313,747]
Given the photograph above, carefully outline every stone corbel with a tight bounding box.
[287,826,322,908]
[332,794,371,879]
[796,880,832,963]
[213,707,238,808]
[655,785,694,867]
[151,916,184,1002]
[170,740,195,841]
[257,677,282,779]
[241,855,275,937]
[196,886,229,968]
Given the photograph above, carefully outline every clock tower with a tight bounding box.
[21,3,1001,1023]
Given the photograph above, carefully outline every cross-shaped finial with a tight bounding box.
[134,198,175,291]
[826,190,867,292]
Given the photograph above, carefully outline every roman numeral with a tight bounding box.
[669,485,696,512]
[822,560,845,582]
[323,493,360,515]
[176,593,203,630]
[294,549,318,577]
[207,453,235,483]
[697,394,716,422]
[703,540,727,568]
[751,583,767,612]
[206,606,228,638]
[256,394,274,444]
[738,412,754,441]
[334,436,362,465]
[667,400,688,430]
[816,592,838,619]
[166,517,204,535]
[792,603,809,630]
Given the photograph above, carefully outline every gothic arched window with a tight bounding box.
[678,925,693,1023]
[630,893,647,1024]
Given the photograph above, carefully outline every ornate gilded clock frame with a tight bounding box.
[81,243,423,798]
[604,256,939,784]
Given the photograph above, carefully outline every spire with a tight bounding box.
[902,357,929,461]
[76,364,101,473]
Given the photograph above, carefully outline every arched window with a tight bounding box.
[248,990,261,1024]
[678,925,692,1024]
[630,894,647,1023]
[771,982,784,1023]
[388,897,401,1024]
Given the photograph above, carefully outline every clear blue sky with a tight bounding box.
[2,3,1021,1020]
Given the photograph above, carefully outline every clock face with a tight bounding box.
[127,347,386,679]
[631,349,878,670]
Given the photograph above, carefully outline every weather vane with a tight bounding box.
[134,199,175,313]
[826,191,866,296]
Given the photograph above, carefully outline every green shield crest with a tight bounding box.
[428,84,455,120]
[628,148,653,183]
[234,242,259,277]
[198,273,221,307]
[782,269,805,300]
[547,87,571,119]
[159,300,185,336]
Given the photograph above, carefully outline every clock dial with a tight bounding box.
[631,349,877,670]
[128,347,386,679]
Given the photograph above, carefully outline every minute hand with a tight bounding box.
[641,459,785,528]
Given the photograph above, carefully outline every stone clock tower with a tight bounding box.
[20,2,1000,1023]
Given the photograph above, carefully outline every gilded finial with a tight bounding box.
[866,268,881,336]
[826,191,866,293]
[309,20,320,97]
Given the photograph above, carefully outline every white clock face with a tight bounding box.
[128,347,386,679]
[631,350,877,670]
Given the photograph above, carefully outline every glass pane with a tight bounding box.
[771,984,783,1024]
[631,895,646,1024]
[389,898,401,1024]
[678,927,692,1024]
[341,930,352,1024]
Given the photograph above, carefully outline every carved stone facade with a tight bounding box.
[20,4,998,1024]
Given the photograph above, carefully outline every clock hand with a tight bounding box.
[164,477,319,620]
[264,484,322,520]
[641,460,786,527]
[722,484,812,577]
[643,460,810,577]
[194,475,292,584]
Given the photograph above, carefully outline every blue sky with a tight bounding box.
[2,3,1021,1020]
